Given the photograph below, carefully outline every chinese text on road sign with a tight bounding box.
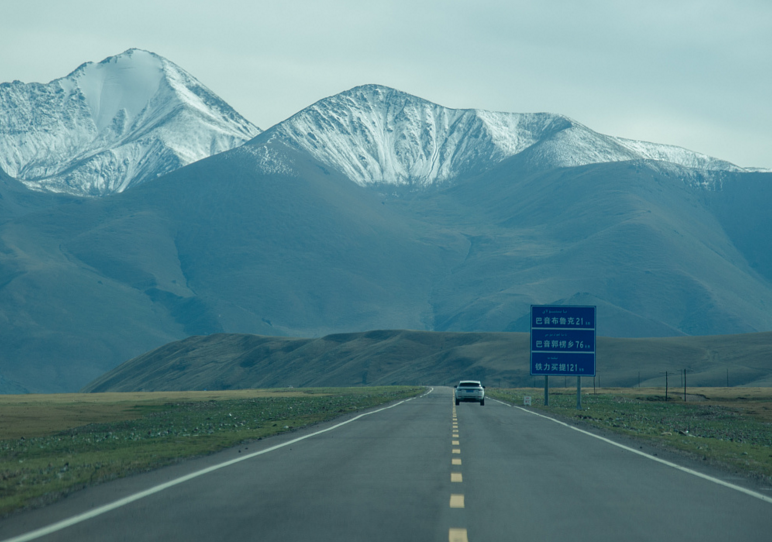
[530,305,596,377]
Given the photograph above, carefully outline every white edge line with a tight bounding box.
[2,388,434,542]
[490,398,772,505]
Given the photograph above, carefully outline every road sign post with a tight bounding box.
[577,376,582,409]
[530,305,596,410]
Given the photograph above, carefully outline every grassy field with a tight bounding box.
[487,387,772,483]
[0,386,423,516]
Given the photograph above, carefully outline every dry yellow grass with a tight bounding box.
[0,389,326,440]
[516,386,772,422]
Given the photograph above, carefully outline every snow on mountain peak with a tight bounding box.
[263,84,569,187]
[261,84,745,188]
[0,49,261,196]
[66,49,165,132]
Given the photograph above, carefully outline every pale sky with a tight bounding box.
[2,0,770,169]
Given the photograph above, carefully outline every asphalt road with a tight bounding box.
[2,387,771,541]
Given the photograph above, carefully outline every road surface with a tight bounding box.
[1,387,771,541]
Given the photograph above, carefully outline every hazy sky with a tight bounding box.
[2,0,770,168]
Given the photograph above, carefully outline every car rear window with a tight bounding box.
[459,383,481,387]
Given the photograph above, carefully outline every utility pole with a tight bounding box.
[665,371,669,402]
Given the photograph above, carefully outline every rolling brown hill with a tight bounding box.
[81,330,772,392]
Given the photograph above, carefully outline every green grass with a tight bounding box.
[0,386,423,516]
[487,388,772,482]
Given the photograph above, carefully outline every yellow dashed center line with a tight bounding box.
[450,398,467,540]
[450,494,465,508]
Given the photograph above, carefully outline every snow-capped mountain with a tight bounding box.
[2,77,772,393]
[262,84,744,188]
[0,49,260,196]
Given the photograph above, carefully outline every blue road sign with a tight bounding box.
[530,305,596,376]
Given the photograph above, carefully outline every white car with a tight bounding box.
[455,380,485,406]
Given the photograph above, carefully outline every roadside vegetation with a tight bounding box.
[0,386,423,516]
[488,387,772,483]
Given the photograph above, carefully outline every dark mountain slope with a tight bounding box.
[81,330,772,392]
[3,144,772,392]
[390,156,772,336]
[0,141,453,392]
[65,139,455,336]
[708,172,772,285]
[0,166,74,220]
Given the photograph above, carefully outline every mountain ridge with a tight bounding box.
[0,49,260,196]
[258,84,750,190]
[1,49,761,199]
